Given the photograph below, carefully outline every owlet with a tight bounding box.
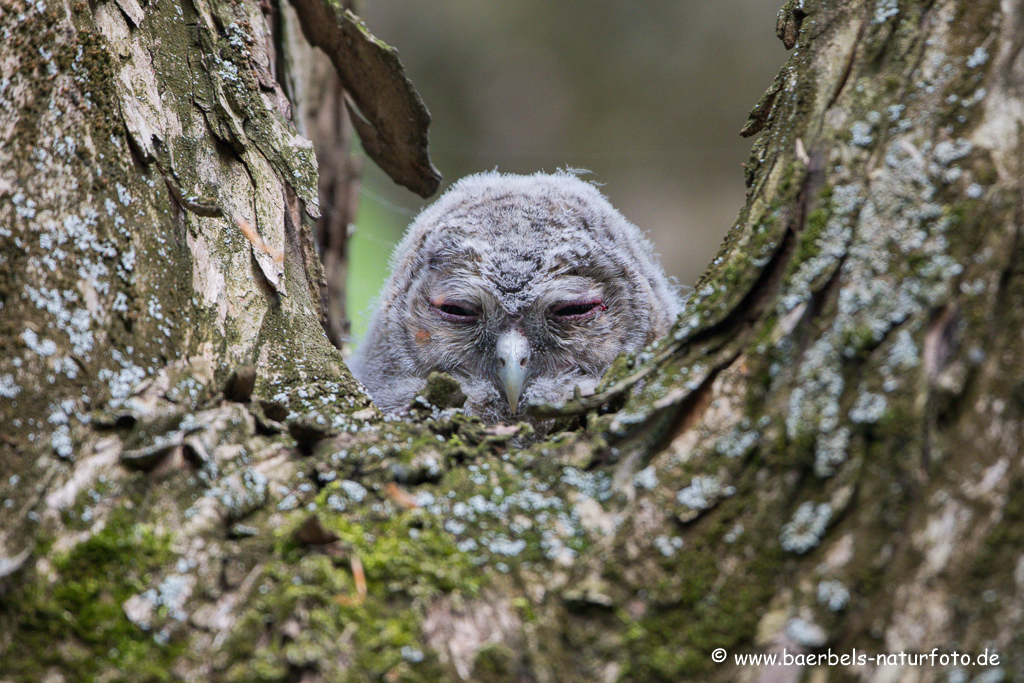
[349,171,683,424]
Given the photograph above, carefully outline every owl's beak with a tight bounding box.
[495,329,530,414]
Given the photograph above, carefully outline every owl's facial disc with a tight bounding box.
[495,329,530,413]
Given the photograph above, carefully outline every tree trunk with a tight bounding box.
[279,0,362,349]
[2,0,1023,682]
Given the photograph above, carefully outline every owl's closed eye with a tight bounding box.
[349,170,683,426]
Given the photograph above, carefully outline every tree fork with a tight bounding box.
[2,0,1023,681]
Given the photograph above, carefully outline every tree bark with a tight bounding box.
[2,0,1023,682]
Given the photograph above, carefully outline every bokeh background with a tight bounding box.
[346,1,788,342]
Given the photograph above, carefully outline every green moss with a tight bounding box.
[621,555,779,681]
[324,509,485,598]
[221,505,469,681]
[469,643,518,681]
[796,206,830,263]
[611,484,787,681]
[416,371,467,410]
[1,505,180,682]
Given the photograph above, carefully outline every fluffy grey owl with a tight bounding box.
[350,171,683,424]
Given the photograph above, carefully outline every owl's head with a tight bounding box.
[351,171,682,424]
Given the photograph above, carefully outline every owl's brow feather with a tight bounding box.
[536,278,604,307]
[424,266,493,302]
[425,247,480,271]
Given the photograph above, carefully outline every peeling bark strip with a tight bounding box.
[287,0,442,198]
[3,0,1024,681]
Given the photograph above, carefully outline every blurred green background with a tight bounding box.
[347,1,788,342]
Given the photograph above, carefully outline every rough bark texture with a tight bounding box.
[277,0,363,349]
[2,0,1024,682]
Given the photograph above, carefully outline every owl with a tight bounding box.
[349,171,684,424]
